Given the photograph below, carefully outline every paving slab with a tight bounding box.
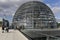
[0,29,28,40]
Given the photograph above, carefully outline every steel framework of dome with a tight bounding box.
[13,1,57,29]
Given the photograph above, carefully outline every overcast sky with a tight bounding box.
[0,0,60,23]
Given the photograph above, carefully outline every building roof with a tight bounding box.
[21,29,60,38]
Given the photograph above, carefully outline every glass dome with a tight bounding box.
[13,1,57,29]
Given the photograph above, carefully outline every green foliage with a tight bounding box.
[57,23,60,27]
[0,21,2,24]
[0,21,2,27]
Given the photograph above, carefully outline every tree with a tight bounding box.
[0,21,2,27]
[57,23,60,28]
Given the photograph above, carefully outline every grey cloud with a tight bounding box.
[0,0,44,22]
[0,0,44,16]
[56,19,60,23]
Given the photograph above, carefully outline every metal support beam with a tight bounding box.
[46,36,49,40]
